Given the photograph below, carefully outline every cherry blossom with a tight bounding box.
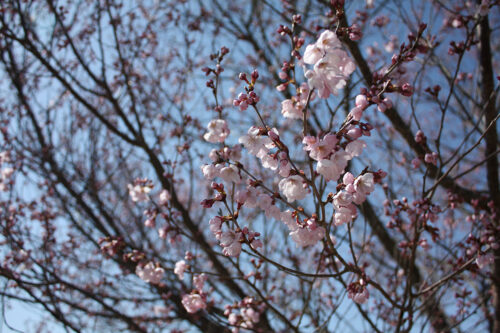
[193,273,207,292]
[281,210,326,247]
[303,31,356,98]
[220,230,243,257]
[303,133,338,161]
[238,126,273,158]
[203,119,230,143]
[182,294,206,313]
[316,149,350,181]
[128,183,152,202]
[279,175,308,202]
[135,262,165,284]
[159,190,171,205]
[174,260,187,280]
[220,165,241,183]
[209,216,223,239]
[281,83,313,119]
[476,253,494,270]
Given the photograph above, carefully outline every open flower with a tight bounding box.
[182,294,206,313]
[203,119,230,143]
[279,175,307,202]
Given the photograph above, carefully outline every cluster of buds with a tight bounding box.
[233,91,259,111]
[200,182,226,208]
[233,70,260,111]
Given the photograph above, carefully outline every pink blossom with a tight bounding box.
[280,210,298,230]
[349,24,362,41]
[333,191,353,210]
[223,145,242,161]
[203,119,230,143]
[250,238,263,250]
[476,253,494,269]
[193,273,207,291]
[279,175,308,202]
[136,262,165,284]
[220,230,243,257]
[182,294,206,313]
[1,167,13,180]
[159,190,171,205]
[346,140,367,158]
[305,52,356,98]
[349,106,364,121]
[265,205,281,220]
[281,211,325,247]
[128,184,151,202]
[220,165,241,183]
[260,154,279,170]
[376,97,392,112]
[290,225,326,247]
[354,173,375,196]
[355,94,369,109]
[415,130,426,143]
[234,189,248,204]
[174,260,187,280]
[316,150,350,181]
[201,164,219,180]
[351,287,369,304]
[303,31,355,98]
[209,216,223,239]
[239,126,272,158]
[281,83,312,119]
[411,157,421,169]
[240,307,260,329]
[302,133,338,161]
[241,187,260,209]
[278,161,291,178]
[334,206,354,226]
[303,30,343,65]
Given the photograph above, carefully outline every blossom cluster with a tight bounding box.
[303,30,356,98]
[135,261,165,284]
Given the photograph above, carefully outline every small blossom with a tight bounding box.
[317,150,350,182]
[182,294,206,313]
[136,262,165,284]
[303,31,355,98]
[239,126,272,158]
[203,119,230,143]
[201,164,219,180]
[159,190,171,205]
[476,253,494,269]
[303,133,338,161]
[289,225,326,247]
[354,173,375,196]
[193,273,207,291]
[174,260,187,280]
[128,184,152,202]
[220,230,243,257]
[334,206,355,226]
[346,140,367,158]
[279,175,308,202]
[220,165,241,183]
[209,216,223,239]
